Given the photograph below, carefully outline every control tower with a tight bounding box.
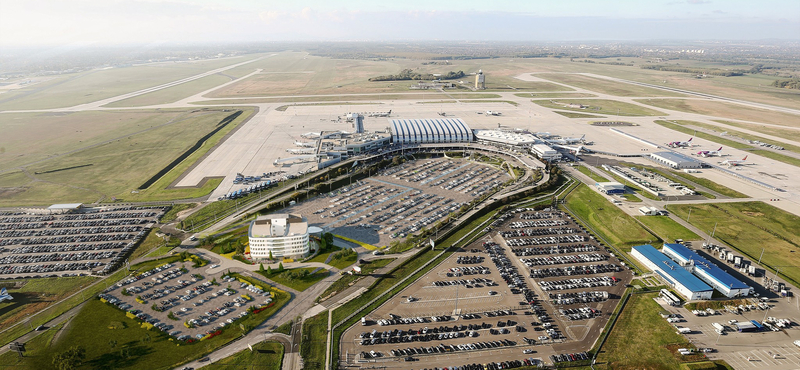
[475,69,485,90]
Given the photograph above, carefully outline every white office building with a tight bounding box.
[532,144,561,161]
[248,214,310,259]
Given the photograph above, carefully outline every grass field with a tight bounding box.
[0,276,98,332]
[533,99,665,116]
[565,184,658,251]
[204,340,284,370]
[104,74,233,108]
[0,107,254,206]
[537,73,685,97]
[300,310,328,370]
[0,321,66,368]
[160,203,198,223]
[595,292,694,369]
[636,99,800,128]
[516,92,597,99]
[0,57,253,111]
[257,267,329,292]
[669,171,748,198]
[318,258,396,301]
[666,202,800,287]
[576,165,610,182]
[713,120,800,148]
[129,228,182,261]
[635,216,701,242]
[553,111,606,118]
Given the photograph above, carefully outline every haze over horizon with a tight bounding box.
[1,0,799,46]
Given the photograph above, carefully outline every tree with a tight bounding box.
[278,262,284,272]
[52,346,86,370]
[259,263,265,272]
[269,250,273,260]
[267,266,273,274]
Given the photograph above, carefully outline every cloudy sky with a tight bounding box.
[1,0,798,45]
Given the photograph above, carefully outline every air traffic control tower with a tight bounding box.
[475,69,485,89]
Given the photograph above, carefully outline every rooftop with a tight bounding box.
[47,203,83,210]
[651,151,702,164]
[474,129,536,146]
[662,243,749,290]
[633,245,713,293]
[250,213,308,238]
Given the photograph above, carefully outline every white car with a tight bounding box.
[210,264,220,269]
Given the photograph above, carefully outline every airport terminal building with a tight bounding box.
[649,152,704,169]
[631,245,714,300]
[248,214,310,259]
[390,118,473,144]
[661,243,751,298]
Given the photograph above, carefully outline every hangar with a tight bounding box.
[631,245,714,300]
[649,152,704,169]
[661,243,751,298]
[390,118,473,144]
[595,182,625,194]
[473,129,536,147]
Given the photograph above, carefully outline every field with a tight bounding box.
[256,267,329,292]
[565,184,658,251]
[317,258,395,301]
[160,203,198,223]
[635,99,800,128]
[204,340,284,370]
[594,292,693,369]
[712,120,800,147]
[666,202,800,287]
[537,73,685,97]
[300,310,328,370]
[553,111,605,118]
[533,99,665,116]
[634,216,701,242]
[0,107,254,206]
[576,165,610,182]
[516,92,597,98]
[128,228,181,261]
[103,74,234,108]
[0,276,98,332]
[0,56,253,111]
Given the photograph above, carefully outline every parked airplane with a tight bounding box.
[301,132,320,139]
[550,144,586,155]
[368,110,392,117]
[548,134,585,145]
[294,141,315,148]
[0,287,12,303]
[697,147,723,157]
[667,137,693,148]
[720,156,748,167]
[486,111,502,116]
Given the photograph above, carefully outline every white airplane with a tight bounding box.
[550,144,586,155]
[301,132,320,139]
[368,110,392,117]
[294,141,315,148]
[486,111,502,116]
[668,137,693,148]
[0,287,12,303]
[720,155,748,167]
[548,134,585,145]
[697,147,722,157]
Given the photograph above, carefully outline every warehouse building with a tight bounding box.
[531,144,561,162]
[595,182,625,194]
[661,243,751,298]
[649,152,704,169]
[390,118,473,144]
[631,245,714,300]
[249,214,310,259]
[473,129,537,147]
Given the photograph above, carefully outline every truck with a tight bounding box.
[794,340,800,348]
[712,322,725,334]
[676,327,691,334]
[361,317,367,326]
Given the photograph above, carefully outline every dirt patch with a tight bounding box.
[741,211,765,217]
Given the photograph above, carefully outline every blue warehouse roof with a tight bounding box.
[662,243,749,290]
[633,245,713,292]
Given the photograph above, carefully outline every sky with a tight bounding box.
[1,0,798,45]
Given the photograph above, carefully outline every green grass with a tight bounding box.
[160,203,197,223]
[7,289,289,370]
[537,73,685,97]
[635,216,701,242]
[103,74,233,108]
[595,293,693,369]
[553,111,606,118]
[636,99,800,128]
[666,202,800,288]
[460,99,519,106]
[0,276,98,332]
[204,340,284,370]
[668,171,748,198]
[129,228,181,261]
[256,268,329,292]
[576,165,610,182]
[0,321,66,368]
[325,249,358,270]
[621,194,642,203]
[565,184,658,251]
[516,92,597,98]
[307,246,343,264]
[317,258,396,301]
[145,246,177,258]
[0,108,254,206]
[274,319,293,335]
[300,310,328,370]
[533,99,665,116]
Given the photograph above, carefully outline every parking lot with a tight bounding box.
[339,208,632,368]
[290,157,510,247]
[99,261,276,340]
[0,206,165,278]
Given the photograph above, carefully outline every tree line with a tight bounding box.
[369,69,465,81]
[772,78,800,89]
[640,64,744,76]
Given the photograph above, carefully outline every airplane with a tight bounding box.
[697,147,723,157]
[368,110,391,117]
[720,155,748,167]
[547,134,585,145]
[550,144,587,155]
[667,137,693,148]
[0,287,12,303]
[486,111,502,116]
[438,112,447,116]
[294,141,315,148]
[301,132,320,139]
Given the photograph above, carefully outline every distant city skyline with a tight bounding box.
[1,0,798,45]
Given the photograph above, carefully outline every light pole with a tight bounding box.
[687,208,693,222]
